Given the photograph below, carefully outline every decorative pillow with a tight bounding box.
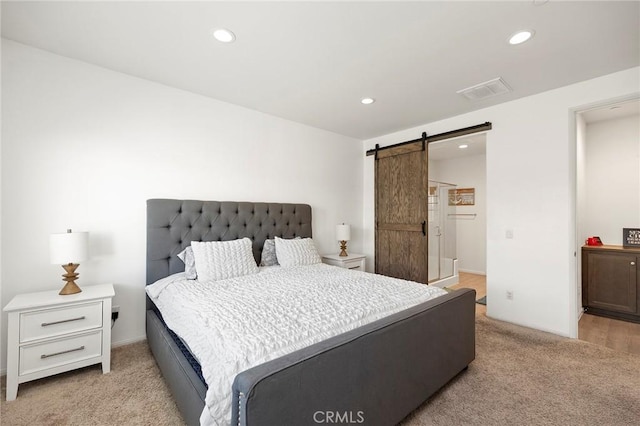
[274,237,321,267]
[177,246,197,280]
[260,239,278,267]
[191,238,259,281]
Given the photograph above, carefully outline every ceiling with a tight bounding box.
[429,133,486,161]
[2,1,639,140]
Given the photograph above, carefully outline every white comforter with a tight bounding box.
[146,263,446,426]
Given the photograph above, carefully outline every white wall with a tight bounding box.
[0,40,364,372]
[582,114,640,244]
[364,67,640,338]
[431,154,486,275]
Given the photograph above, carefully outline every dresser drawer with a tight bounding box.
[19,330,103,376]
[20,302,103,343]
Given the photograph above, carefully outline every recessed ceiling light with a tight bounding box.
[361,97,375,105]
[212,28,236,43]
[509,30,534,45]
[458,144,469,149]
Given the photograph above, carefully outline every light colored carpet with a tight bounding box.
[1,341,183,425]
[2,315,639,425]
[403,315,640,425]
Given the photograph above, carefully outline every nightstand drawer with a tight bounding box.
[343,259,364,270]
[20,302,103,343]
[19,330,103,376]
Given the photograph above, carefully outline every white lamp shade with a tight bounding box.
[50,231,89,265]
[336,224,351,241]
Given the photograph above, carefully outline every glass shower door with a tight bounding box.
[428,181,457,283]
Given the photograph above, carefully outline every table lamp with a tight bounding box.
[50,229,89,295]
[336,224,351,257]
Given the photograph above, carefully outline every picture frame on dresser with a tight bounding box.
[623,228,640,248]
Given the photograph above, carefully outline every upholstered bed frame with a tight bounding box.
[146,199,476,425]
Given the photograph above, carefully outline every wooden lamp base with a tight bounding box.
[59,263,82,295]
[339,240,348,257]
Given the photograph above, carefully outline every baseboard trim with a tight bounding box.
[487,313,571,338]
[112,335,147,348]
[458,269,486,275]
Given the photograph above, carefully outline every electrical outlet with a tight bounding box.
[111,305,120,322]
[506,291,514,300]
[506,229,514,239]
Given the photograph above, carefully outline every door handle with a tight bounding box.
[421,221,426,236]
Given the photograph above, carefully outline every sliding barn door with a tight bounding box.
[375,141,429,283]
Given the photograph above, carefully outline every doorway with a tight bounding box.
[575,97,640,349]
[428,133,487,289]
[370,123,490,286]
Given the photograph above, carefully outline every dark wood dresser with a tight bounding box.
[582,244,640,323]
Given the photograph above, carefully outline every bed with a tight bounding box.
[146,199,476,425]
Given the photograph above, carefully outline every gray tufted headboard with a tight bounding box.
[146,199,312,285]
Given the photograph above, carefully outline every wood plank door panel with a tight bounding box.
[375,141,428,283]
[376,229,427,282]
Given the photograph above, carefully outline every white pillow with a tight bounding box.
[190,238,259,281]
[274,237,321,267]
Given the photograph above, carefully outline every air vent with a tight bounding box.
[457,78,512,101]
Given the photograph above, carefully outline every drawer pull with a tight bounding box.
[41,345,85,359]
[41,316,86,327]
[348,266,360,270]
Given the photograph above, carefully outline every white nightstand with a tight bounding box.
[322,253,366,271]
[3,283,115,401]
